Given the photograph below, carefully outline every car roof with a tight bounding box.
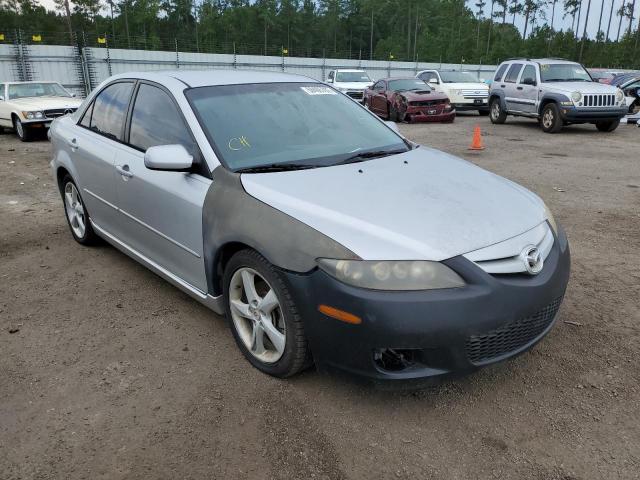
[108,69,318,88]
[4,81,61,84]
[333,69,367,72]
[383,77,424,81]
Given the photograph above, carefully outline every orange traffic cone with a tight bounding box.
[469,125,485,151]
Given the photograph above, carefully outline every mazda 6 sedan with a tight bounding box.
[49,70,570,385]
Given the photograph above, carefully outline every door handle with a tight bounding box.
[500,84,506,88]
[516,86,523,90]
[115,164,134,179]
[67,138,78,149]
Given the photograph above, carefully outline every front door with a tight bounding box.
[502,63,525,112]
[516,64,539,114]
[113,82,210,291]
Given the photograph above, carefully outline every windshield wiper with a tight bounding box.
[334,148,407,166]
[236,163,317,173]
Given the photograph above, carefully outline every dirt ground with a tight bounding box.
[1,115,639,480]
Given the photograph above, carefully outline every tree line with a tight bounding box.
[1,0,638,68]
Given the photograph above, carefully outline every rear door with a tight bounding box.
[112,81,210,291]
[502,63,524,111]
[515,64,539,114]
[68,81,135,234]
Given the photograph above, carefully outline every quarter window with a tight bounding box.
[504,63,524,83]
[79,101,94,128]
[494,64,508,82]
[128,84,194,153]
[89,82,134,141]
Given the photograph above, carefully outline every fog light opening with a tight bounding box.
[374,348,416,372]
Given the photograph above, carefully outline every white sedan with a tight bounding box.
[0,81,82,141]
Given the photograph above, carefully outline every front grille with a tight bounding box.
[460,90,488,98]
[409,99,444,106]
[346,91,363,99]
[44,108,76,119]
[465,297,563,365]
[582,94,616,107]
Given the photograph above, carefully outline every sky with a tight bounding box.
[35,0,637,41]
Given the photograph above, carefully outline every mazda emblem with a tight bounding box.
[520,245,543,275]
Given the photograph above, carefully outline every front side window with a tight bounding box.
[328,71,334,81]
[335,71,372,83]
[7,82,71,100]
[439,71,480,83]
[520,65,536,84]
[89,82,133,141]
[129,84,194,153]
[504,64,523,83]
[540,63,592,82]
[186,82,407,171]
[388,79,431,92]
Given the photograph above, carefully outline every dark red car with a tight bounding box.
[364,77,455,123]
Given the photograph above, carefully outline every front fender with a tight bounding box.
[538,92,571,114]
[489,90,507,110]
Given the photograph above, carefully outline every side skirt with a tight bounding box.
[91,221,224,315]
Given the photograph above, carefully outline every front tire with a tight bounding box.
[61,175,98,245]
[223,249,311,378]
[595,119,620,132]
[540,103,563,133]
[489,98,507,124]
[13,117,33,142]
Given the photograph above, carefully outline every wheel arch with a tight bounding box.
[538,92,570,115]
[210,241,257,296]
[489,91,506,110]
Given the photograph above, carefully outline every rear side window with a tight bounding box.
[494,64,508,82]
[504,63,523,83]
[90,82,134,141]
[128,84,195,153]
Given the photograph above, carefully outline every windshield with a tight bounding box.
[186,82,407,171]
[540,63,593,82]
[388,79,430,92]
[439,71,480,83]
[335,71,371,83]
[8,82,71,99]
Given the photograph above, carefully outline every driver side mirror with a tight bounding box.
[144,144,193,171]
[522,77,536,86]
[428,77,439,84]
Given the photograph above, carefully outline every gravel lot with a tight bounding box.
[1,115,639,480]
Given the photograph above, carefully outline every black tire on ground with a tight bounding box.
[61,174,99,245]
[388,103,399,122]
[595,119,620,132]
[13,116,33,142]
[489,98,507,124]
[223,249,312,378]
[540,103,563,133]
[478,109,490,116]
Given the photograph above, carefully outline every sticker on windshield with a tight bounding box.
[301,86,337,95]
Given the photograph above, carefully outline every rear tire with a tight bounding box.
[540,103,563,133]
[489,98,507,124]
[61,175,98,245]
[223,249,312,378]
[595,119,620,132]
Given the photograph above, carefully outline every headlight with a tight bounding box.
[317,259,465,291]
[571,91,582,103]
[22,111,44,119]
[616,88,624,103]
[543,203,558,234]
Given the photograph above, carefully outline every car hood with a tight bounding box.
[241,147,547,261]
[7,96,82,110]
[400,90,448,101]
[544,81,619,94]
[334,82,372,90]
[442,82,489,90]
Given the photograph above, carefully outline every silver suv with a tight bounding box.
[489,58,628,133]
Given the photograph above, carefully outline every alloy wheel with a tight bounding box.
[64,182,86,238]
[542,109,554,129]
[15,119,24,139]
[491,101,500,121]
[228,267,286,364]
